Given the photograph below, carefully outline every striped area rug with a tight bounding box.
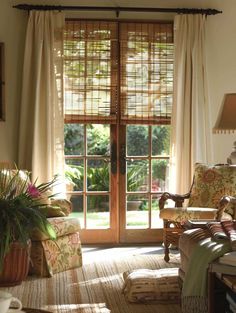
[3,254,181,313]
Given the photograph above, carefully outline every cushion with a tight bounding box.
[38,206,67,218]
[31,216,81,240]
[38,199,72,218]
[188,164,236,217]
[122,268,180,303]
[51,199,72,215]
[159,207,217,223]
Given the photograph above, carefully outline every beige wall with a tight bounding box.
[0,1,27,163]
[0,0,235,164]
[206,0,236,163]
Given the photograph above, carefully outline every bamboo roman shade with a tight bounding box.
[64,21,173,125]
[120,22,173,125]
[64,21,118,124]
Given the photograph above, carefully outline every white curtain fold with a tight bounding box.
[18,11,65,188]
[169,14,213,194]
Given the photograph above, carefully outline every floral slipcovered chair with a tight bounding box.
[159,163,236,262]
[0,165,83,277]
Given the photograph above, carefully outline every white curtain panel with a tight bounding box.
[169,14,213,194]
[18,11,65,187]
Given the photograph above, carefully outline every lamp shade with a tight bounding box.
[213,93,236,133]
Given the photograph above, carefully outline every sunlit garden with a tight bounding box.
[65,124,170,229]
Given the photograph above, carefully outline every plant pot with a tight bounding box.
[0,240,31,287]
[127,200,142,211]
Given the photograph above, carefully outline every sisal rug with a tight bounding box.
[2,254,181,313]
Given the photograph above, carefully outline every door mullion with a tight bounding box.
[119,125,126,242]
[84,125,87,229]
[110,124,119,241]
[148,126,152,229]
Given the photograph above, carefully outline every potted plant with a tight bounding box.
[0,169,57,286]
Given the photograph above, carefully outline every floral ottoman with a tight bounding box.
[30,216,83,277]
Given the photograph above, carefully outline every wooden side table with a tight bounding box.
[208,271,236,313]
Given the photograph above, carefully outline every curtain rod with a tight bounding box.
[13,4,222,16]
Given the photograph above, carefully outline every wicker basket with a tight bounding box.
[0,241,31,286]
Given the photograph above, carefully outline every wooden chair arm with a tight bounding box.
[216,196,236,220]
[159,192,191,210]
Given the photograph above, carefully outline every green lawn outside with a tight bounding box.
[70,210,162,229]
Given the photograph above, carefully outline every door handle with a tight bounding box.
[111,141,117,174]
[120,144,126,175]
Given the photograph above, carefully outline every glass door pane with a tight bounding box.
[119,125,170,243]
[65,123,117,243]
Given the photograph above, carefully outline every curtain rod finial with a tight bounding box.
[206,8,222,15]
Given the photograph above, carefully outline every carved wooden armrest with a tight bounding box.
[216,196,236,220]
[159,192,191,210]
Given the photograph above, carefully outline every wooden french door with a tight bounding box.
[63,19,173,244]
[65,124,118,243]
[65,123,169,244]
[119,125,169,243]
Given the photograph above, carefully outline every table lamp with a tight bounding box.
[213,93,236,164]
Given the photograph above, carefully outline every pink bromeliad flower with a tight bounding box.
[27,184,41,198]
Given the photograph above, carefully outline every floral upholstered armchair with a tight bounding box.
[0,165,83,277]
[159,163,236,262]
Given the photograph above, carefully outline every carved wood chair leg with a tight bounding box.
[163,220,170,262]
[164,243,170,262]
